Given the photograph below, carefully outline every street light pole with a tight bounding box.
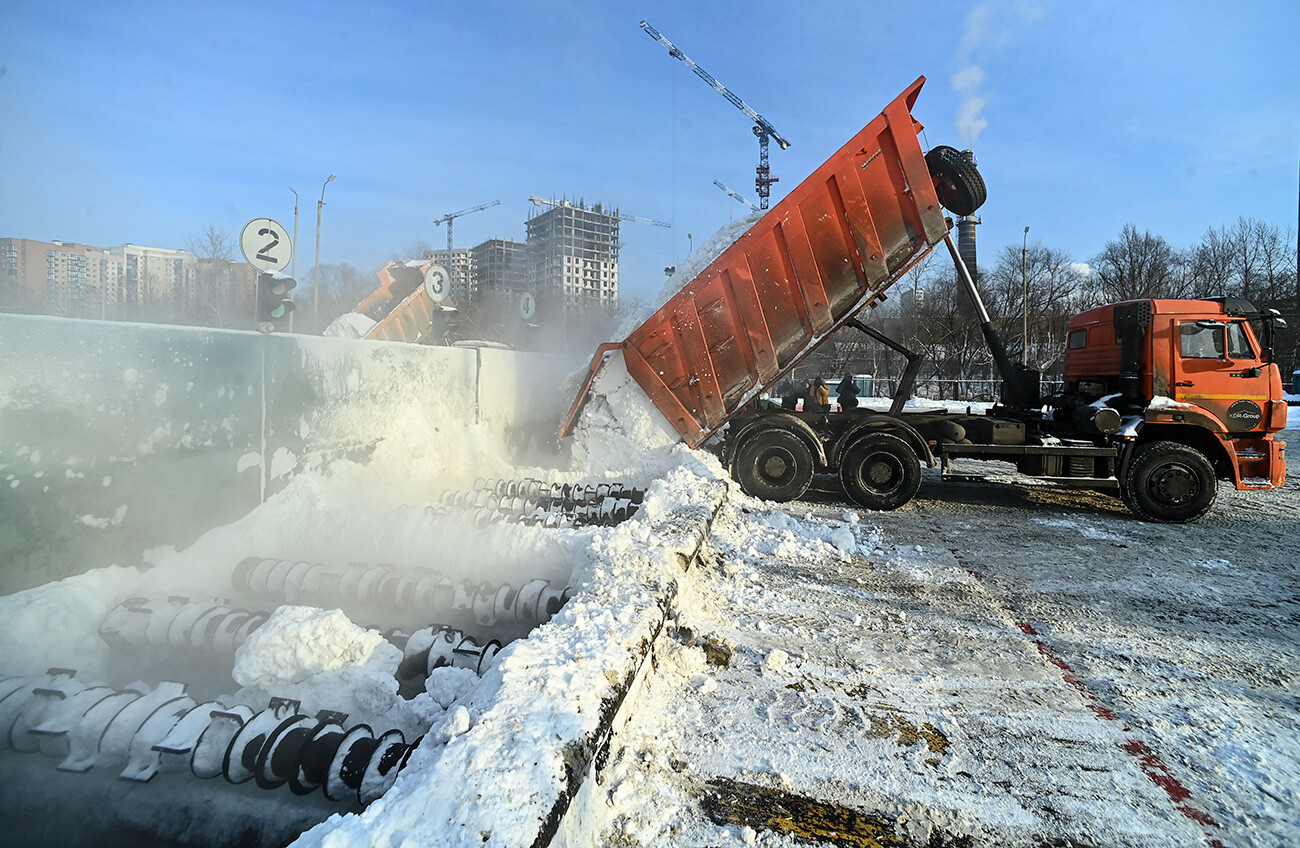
[289,188,300,279]
[1021,226,1030,366]
[289,187,299,332]
[314,174,336,330]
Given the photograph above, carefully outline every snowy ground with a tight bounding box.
[0,381,1295,847]
[590,425,1300,848]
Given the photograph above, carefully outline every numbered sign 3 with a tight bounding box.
[240,218,292,272]
[424,264,451,303]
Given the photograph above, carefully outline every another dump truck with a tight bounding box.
[560,76,1288,521]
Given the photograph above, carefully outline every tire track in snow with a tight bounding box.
[942,538,1232,848]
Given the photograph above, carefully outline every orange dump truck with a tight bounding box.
[561,77,1287,521]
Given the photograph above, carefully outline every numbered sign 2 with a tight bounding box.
[240,218,292,272]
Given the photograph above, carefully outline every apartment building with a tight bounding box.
[470,239,528,303]
[524,200,619,314]
[0,237,253,326]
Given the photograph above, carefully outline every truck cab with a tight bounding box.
[1063,298,1287,509]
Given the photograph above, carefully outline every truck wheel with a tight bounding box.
[925,145,987,216]
[1121,441,1218,522]
[838,433,921,511]
[733,429,814,503]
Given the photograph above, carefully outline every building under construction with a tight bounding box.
[525,200,620,314]
[471,239,528,303]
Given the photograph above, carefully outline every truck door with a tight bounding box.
[1171,319,1271,432]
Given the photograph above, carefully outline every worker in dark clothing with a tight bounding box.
[836,375,859,410]
[776,379,799,410]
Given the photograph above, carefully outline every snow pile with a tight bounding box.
[230,606,436,736]
[567,352,692,480]
[287,463,731,848]
[323,311,378,339]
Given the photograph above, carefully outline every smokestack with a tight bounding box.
[956,150,980,280]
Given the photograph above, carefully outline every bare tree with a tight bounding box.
[981,243,1088,375]
[186,225,236,261]
[1191,217,1294,304]
[303,263,376,334]
[1089,224,1193,304]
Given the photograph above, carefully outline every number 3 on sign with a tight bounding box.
[424,264,450,303]
[240,218,292,272]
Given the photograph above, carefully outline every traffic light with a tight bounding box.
[257,272,296,333]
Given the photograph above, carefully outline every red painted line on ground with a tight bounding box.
[947,545,1231,848]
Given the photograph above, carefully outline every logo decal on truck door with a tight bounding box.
[1226,399,1263,431]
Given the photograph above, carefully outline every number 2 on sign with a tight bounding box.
[256,228,280,263]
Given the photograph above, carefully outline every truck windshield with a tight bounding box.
[1179,321,1256,360]
[1180,323,1224,359]
[1226,322,1255,359]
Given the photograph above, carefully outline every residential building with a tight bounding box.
[525,200,619,314]
[0,237,254,326]
[470,239,528,303]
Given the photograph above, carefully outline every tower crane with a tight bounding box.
[713,180,760,212]
[640,21,790,209]
[528,196,670,228]
[433,200,501,252]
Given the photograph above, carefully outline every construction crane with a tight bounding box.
[713,180,760,212]
[433,200,501,252]
[528,196,670,228]
[640,20,790,209]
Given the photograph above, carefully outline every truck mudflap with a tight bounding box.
[559,76,951,447]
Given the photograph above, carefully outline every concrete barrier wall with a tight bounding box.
[0,314,581,594]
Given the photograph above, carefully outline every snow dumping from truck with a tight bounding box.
[561,75,965,449]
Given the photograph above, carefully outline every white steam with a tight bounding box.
[952,64,989,145]
[951,0,1044,145]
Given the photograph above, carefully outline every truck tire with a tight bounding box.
[733,429,814,503]
[925,145,987,216]
[838,433,921,511]
[1121,441,1217,523]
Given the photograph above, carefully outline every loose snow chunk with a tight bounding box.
[232,605,400,687]
[829,526,857,554]
[1147,395,1194,410]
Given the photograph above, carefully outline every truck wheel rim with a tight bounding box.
[1151,463,1198,504]
[862,452,903,491]
[758,449,795,484]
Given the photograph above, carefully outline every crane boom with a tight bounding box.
[640,21,789,208]
[433,200,501,252]
[639,21,789,149]
[528,196,670,228]
[713,180,760,212]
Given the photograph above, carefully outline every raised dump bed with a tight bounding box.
[562,76,963,448]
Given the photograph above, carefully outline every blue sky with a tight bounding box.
[2,1,1297,306]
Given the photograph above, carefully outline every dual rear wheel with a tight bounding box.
[732,429,921,511]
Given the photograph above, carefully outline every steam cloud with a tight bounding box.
[951,0,1044,146]
[952,65,988,145]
